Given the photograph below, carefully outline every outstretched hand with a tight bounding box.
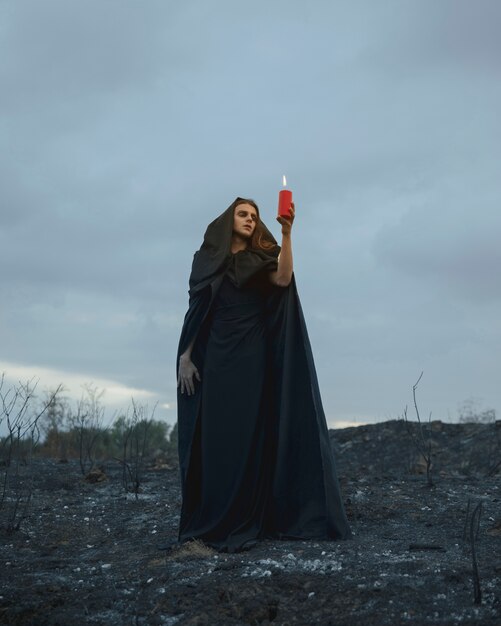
[178,357,201,396]
[276,202,295,235]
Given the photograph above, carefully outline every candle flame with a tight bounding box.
[282,175,287,187]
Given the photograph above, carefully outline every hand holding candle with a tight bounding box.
[277,175,295,234]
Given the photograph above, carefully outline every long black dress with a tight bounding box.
[176,198,353,552]
[179,264,275,551]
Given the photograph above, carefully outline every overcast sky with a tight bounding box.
[1,0,500,430]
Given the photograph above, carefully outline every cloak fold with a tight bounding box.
[176,198,352,549]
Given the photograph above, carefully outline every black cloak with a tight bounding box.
[176,197,352,552]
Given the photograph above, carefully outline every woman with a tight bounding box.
[175,197,352,553]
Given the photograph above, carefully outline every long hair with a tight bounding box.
[233,198,277,252]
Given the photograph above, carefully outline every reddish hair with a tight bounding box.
[233,198,277,252]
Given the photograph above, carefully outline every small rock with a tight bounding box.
[486,519,501,536]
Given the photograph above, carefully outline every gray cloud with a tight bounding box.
[1,0,500,427]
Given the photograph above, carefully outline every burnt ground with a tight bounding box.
[1,418,500,625]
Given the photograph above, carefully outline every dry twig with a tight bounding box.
[401,372,434,487]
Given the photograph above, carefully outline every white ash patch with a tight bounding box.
[156,616,183,625]
[241,552,342,577]
[124,491,157,502]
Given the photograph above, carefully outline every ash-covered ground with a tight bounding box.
[1,419,500,625]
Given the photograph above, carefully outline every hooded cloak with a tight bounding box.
[176,197,352,551]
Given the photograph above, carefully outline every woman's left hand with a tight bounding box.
[276,202,295,235]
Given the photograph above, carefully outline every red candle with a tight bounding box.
[278,175,293,217]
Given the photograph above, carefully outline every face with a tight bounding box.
[233,203,258,239]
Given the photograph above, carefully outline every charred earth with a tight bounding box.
[1,419,500,625]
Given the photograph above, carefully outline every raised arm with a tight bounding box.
[269,202,295,287]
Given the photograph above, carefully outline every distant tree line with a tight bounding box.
[457,397,497,424]
[0,380,178,468]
